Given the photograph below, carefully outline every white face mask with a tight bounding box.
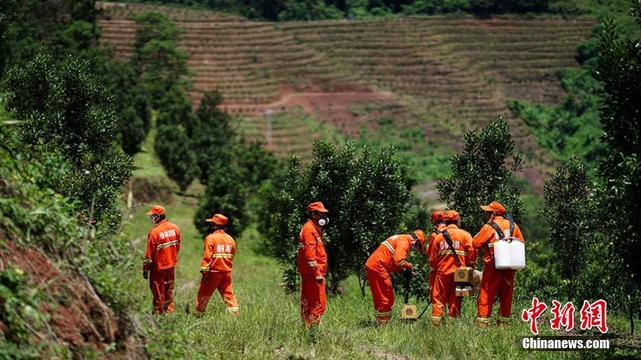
[318,215,329,227]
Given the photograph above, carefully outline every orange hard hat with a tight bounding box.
[146,205,165,216]
[431,210,445,222]
[205,213,228,226]
[307,201,329,213]
[480,201,506,215]
[412,229,426,253]
[444,210,460,222]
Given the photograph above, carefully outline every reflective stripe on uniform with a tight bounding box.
[382,240,395,255]
[476,317,490,323]
[487,243,495,248]
[437,250,467,256]
[212,254,234,258]
[308,261,318,267]
[143,259,153,264]
[200,266,209,272]
[227,307,239,312]
[395,259,406,267]
[498,316,511,323]
[156,240,179,250]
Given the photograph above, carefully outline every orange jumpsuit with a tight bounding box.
[365,234,414,324]
[143,219,181,315]
[427,224,446,301]
[428,224,476,323]
[195,229,239,314]
[473,215,524,325]
[298,219,327,326]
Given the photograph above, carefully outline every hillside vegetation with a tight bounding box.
[97,2,594,186]
[4,0,641,358]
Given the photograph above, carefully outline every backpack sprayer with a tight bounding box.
[442,229,478,297]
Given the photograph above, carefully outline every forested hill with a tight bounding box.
[98,2,593,189]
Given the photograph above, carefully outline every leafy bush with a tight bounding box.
[5,53,134,228]
[154,124,200,192]
[131,11,190,110]
[191,91,281,237]
[595,10,641,298]
[262,141,414,294]
[436,118,524,231]
[542,156,592,299]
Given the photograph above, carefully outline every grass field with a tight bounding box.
[119,197,628,359]
[112,106,639,359]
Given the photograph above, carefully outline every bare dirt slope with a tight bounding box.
[0,240,144,358]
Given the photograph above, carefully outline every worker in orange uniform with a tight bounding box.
[427,210,446,299]
[428,210,476,325]
[473,201,524,326]
[365,229,427,324]
[195,213,239,315]
[143,205,181,315]
[298,201,330,327]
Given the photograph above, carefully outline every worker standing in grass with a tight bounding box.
[473,201,524,326]
[427,210,446,298]
[298,201,330,327]
[143,205,181,315]
[365,229,426,324]
[195,213,239,315]
[428,210,476,325]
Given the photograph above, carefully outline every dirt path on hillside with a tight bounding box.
[218,91,398,115]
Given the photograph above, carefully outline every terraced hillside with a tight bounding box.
[97,2,595,187]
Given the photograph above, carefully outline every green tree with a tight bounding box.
[5,53,133,229]
[190,90,236,183]
[470,0,550,15]
[155,123,200,192]
[193,139,280,237]
[279,0,344,20]
[542,155,592,299]
[0,0,19,76]
[263,141,414,294]
[100,60,152,155]
[436,118,524,232]
[594,6,641,319]
[131,11,190,109]
[195,165,247,236]
[192,90,280,237]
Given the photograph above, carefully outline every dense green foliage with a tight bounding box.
[3,0,641,356]
[2,0,152,156]
[131,11,191,109]
[0,76,139,357]
[5,54,134,228]
[125,0,579,20]
[542,156,592,299]
[436,119,524,231]
[262,141,415,293]
[522,1,641,317]
[595,7,641,295]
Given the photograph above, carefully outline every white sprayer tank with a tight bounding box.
[494,239,525,270]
